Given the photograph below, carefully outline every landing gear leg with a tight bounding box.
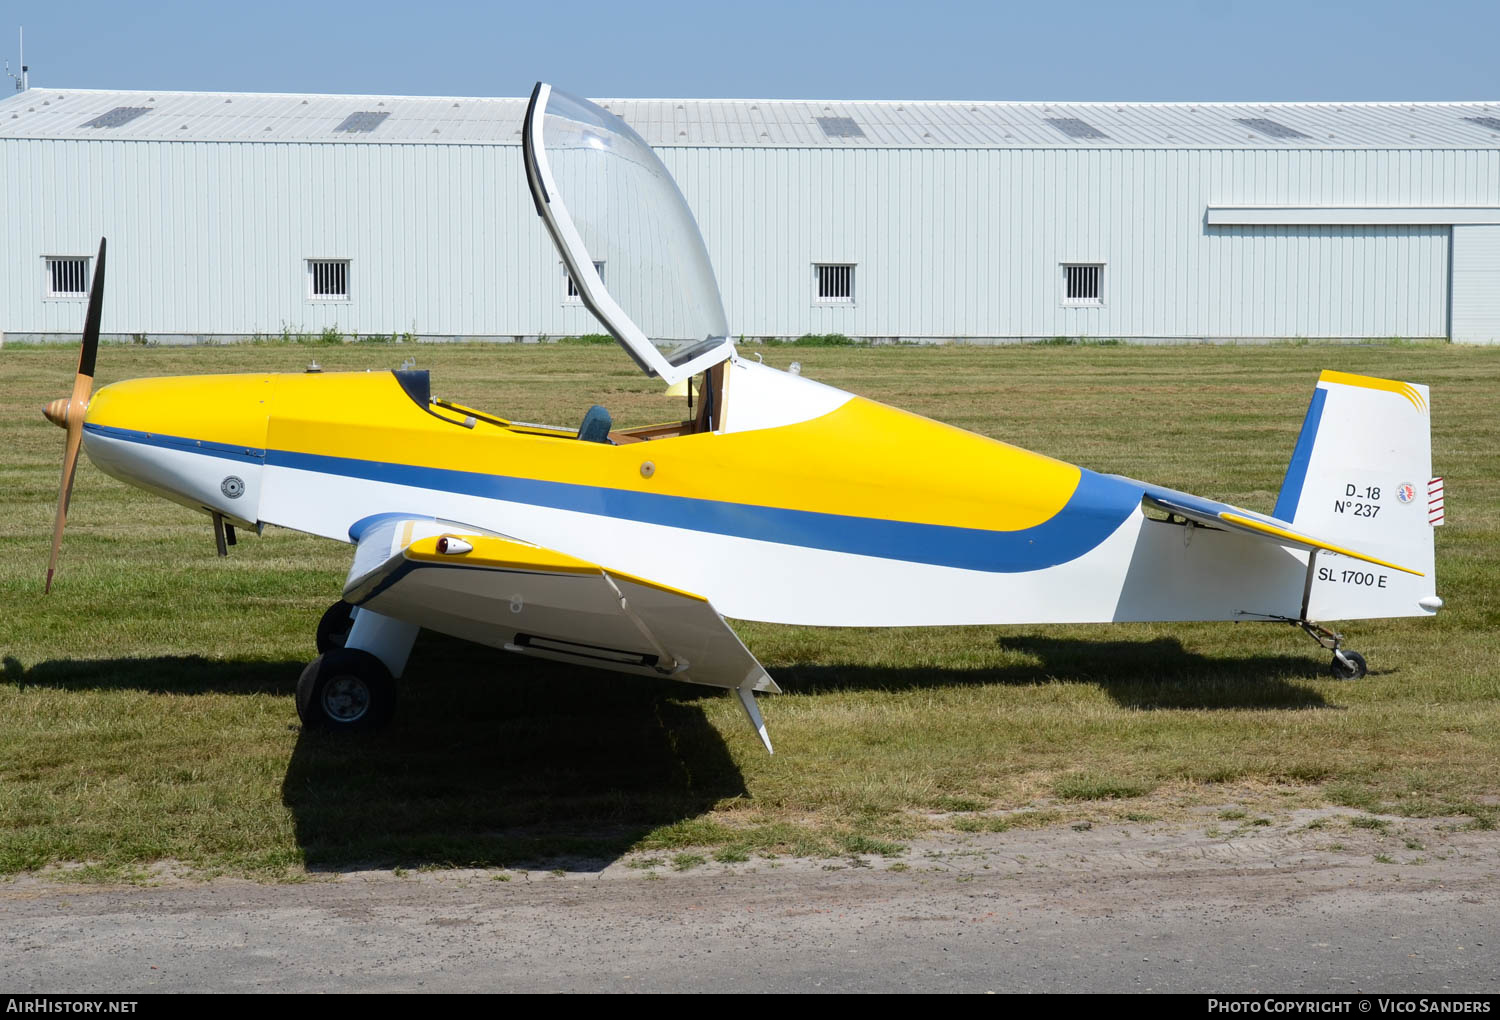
[1294,619,1367,680]
[296,608,419,732]
[343,609,419,678]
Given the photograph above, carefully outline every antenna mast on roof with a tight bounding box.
[4,27,26,92]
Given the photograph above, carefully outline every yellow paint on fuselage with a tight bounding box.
[271,372,1080,531]
[89,370,1082,532]
[87,374,274,452]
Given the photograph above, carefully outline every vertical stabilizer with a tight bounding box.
[1276,370,1440,620]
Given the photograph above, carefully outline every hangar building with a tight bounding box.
[2,87,1499,345]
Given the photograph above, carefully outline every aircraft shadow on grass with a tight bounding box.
[772,634,1337,711]
[5,631,1331,872]
[4,641,746,873]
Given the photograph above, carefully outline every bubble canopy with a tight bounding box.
[523,83,734,384]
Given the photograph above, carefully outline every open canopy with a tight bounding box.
[524,83,735,384]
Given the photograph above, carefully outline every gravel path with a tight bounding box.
[4,810,1496,993]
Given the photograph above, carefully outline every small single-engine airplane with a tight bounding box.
[42,84,1444,752]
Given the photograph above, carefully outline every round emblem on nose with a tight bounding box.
[221,475,245,499]
[1396,483,1415,504]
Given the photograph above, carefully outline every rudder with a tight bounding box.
[1275,370,1440,620]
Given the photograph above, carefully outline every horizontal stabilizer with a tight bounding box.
[1141,492,1423,576]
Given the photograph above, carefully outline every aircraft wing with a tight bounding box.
[1132,482,1422,576]
[343,515,779,750]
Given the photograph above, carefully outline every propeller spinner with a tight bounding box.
[43,237,106,593]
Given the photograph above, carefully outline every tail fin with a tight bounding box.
[1276,370,1440,620]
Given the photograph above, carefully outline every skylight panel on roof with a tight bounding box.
[815,116,865,139]
[1045,117,1107,140]
[1463,116,1500,133]
[79,106,151,129]
[334,111,391,133]
[1235,117,1309,140]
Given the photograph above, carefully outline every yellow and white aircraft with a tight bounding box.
[42,84,1445,750]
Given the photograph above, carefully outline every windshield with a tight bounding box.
[524,84,733,382]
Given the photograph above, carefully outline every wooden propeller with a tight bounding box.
[43,238,106,594]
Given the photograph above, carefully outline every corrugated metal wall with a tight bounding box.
[5,138,1498,341]
[670,146,1495,340]
[1451,224,1500,342]
[3,139,589,339]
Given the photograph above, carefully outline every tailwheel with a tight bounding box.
[1291,619,1369,680]
[296,648,397,732]
[1330,650,1368,681]
[315,599,356,654]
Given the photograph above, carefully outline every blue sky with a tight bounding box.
[7,0,1497,101]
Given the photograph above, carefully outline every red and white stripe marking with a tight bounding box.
[1428,476,1445,526]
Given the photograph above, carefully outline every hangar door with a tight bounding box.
[1452,225,1500,344]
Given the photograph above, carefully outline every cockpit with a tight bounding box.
[520,83,737,436]
[393,360,729,447]
[396,84,805,445]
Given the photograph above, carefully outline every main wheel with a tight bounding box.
[315,600,356,654]
[1330,650,1368,680]
[296,648,397,732]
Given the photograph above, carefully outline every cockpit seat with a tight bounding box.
[578,404,614,444]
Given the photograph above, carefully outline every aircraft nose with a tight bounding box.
[81,374,273,524]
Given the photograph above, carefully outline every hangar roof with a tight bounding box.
[2,88,1499,149]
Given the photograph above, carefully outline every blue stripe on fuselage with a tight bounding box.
[268,447,1142,573]
[81,423,1145,572]
[83,422,266,463]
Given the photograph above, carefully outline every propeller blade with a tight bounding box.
[44,421,84,594]
[77,238,105,380]
[44,238,106,594]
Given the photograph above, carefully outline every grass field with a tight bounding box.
[2,340,1498,878]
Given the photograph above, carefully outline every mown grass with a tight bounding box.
[1,341,1498,877]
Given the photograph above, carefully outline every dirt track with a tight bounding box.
[3,809,1496,993]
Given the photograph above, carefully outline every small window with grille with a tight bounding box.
[564,261,606,302]
[307,259,350,300]
[814,263,855,304]
[44,256,91,298]
[1062,263,1103,306]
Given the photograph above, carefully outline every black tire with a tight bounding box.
[315,600,356,654]
[1330,650,1368,680]
[296,648,397,732]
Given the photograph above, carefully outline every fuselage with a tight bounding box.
[79,355,1314,627]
